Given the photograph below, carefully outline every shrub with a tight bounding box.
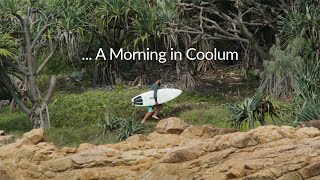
[118,119,144,141]
[99,113,123,133]
[228,96,283,130]
[294,61,320,123]
[295,100,320,123]
[258,37,304,99]
[98,112,145,141]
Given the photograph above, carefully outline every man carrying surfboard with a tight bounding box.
[141,78,163,124]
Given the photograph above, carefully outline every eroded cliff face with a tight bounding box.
[1,117,320,180]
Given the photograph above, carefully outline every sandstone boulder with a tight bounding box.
[125,134,147,143]
[161,143,202,163]
[0,135,15,147]
[46,158,74,172]
[15,138,33,148]
[77,143,95,151]
[156,117,188,134]
[22,129,45,144]
[229,133,258,148]
[217,128,238,135]
[0,130,15,147]
[180,125,205,138]
[181,125,238,139]
[301,120,320,129]
[0,130,5,136]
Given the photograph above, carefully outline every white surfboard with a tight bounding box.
[131,88,182,106]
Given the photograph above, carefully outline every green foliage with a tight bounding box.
[294,61,320,102]
[279,2,320,60]
[118,119,144,141]
[228,97,261,130]
[49,88,145,127]
[0,107,32,132]
[99,113,123,133]
[40,54,74,75]
[0,33,15,58]
[46,126,119,147]
[258,37,304,99]
[98,112,144,141]
[179,106,229,128]
[294,61,320,123]
[295,100,320,123]
[228,96,283,130]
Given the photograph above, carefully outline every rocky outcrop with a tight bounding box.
[156,117,188,134]
[1,120,320,179]
[180,124,238,139]
[0,130,15,147]
[301,120,320,129]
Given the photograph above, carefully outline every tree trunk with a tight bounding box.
[30,76,56,129]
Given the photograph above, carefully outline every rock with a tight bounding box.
[0,135,15,146]
[15,138,33,148]
[14,145,38,161]
[0,100,10,108]
[1,122,320,179]
[147,131,163,140]
[206,173,228,180]
[47,158,73,172]
[181,125,238,139]
[243,169,276,179]
[156,117,188,135]
[161,143,202,163]
[22,129,45,144]
[298,162,320,179]
[43,171,56,178]
[180,126,204,138]
[202,125,218,138]
[296,127,320,138]
[278,172,303,180]
[59,147,77,154]
[0,130,5,136]
[78,169,100,180]
[217,128,238,135]
[0,170,10,180]
[229,133,258,148]
[0,144,17,157]
[77,143,95,151]
[301,120,320,129]
[125,134,147,143]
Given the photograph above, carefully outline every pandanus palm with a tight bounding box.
[0,0,89,128]
[130,5,162,85]
[0,33,24,110]
[279,3,320,60]
[93,0,134,85]
[129,0,180,85]
[0,34,14,58]
[277,1,320,123]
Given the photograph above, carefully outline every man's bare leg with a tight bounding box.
[152,105,162,119]
[141,112,153,124]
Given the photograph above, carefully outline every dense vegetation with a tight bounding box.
[0,0,319,146]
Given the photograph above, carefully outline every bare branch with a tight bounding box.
[0,72,31,115]
[36,44,57,75]
[31,23,54,49]
[41,75,56,111]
